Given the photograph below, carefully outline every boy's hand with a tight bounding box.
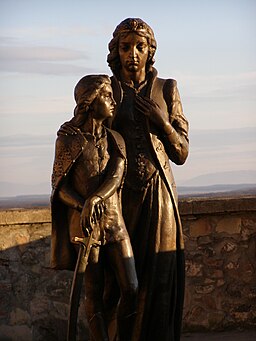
[80,195,105,233]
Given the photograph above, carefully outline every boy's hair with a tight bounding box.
[69,74,111,127]
[74,74,111,116]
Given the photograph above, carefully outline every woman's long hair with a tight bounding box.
[107,18,157,78]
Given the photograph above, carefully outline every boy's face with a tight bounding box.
[92,83,116,121]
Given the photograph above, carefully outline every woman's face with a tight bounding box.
[118,32,149,75]
[91,83,116,121]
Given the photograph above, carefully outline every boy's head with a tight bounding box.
[74,74,111,116]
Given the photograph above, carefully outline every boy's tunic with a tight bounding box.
[51,127,128,270]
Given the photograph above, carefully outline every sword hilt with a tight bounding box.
[71,236,101,247]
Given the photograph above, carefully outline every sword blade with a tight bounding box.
[67,234,94,341]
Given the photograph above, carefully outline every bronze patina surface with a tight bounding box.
[107,18,189,341]
[52,18,189,341]
[51,75,138,340]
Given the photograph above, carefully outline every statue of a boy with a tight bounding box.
[51,74,138,340]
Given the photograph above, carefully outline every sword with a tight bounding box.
[67,232,101,341]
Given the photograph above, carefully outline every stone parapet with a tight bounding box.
[179,196,256,332]
[179,196,256,215]
[0,208,51,226]
[0,196,255,340]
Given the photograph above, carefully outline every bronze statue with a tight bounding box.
[56,17,189,341]
[51,75,138,341]
[106,18,189,341]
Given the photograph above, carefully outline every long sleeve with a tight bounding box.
[162,79,189,165]
[58,177,84,211]
[94,149,125,201]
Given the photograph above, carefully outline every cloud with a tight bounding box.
[178,71,256,98]
[188,128,256,171]
[0,25,100,42]
[190,127,256,150]
[0,45,87,62]
[0,60,92,76]
[176,71,256,130]
[1,127,255,151]
[0,43,93,75]
[0,134,55,148]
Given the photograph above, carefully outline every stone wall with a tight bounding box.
[179,196,256,332]
[0,196,255,340]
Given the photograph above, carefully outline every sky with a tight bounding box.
[0,0,256,196]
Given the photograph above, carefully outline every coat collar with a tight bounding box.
[111,67,158,102]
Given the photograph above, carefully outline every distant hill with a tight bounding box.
[177,183,256,197]
[1,170,255,197]
[181,170,256,187]
[0,183,255,209]
[0,194,50,209]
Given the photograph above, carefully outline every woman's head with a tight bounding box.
[107,18,157,77]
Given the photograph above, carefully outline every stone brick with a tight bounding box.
[209,269,224,279]
[203,295,217,310]
[0,325,32,341]
[239,260,254,283]
[32,317,67,341]
[221,241,237,253]
[195,284,215,294]
[203,278,215,285]
[227,283,243,298]
[216,279,225,287]
[21,249,39,265]
[9,308,30,326]
[190,218,212,237]
[243,218,256,229]
[184,239,199,253]
[231,311,252,322]
[225,262,239,270]
[204,258,224,268]
[30,297,49,320]
[183,287,191,311]
[184,305,209,329]
[241,226,255,240]
[197,235,212,245]
[29,223,51,242]
[246,284,256,298]
[198,246,216,257]
[51,301,69,320]
[208,311,225,329]
[185,260,203,277]
[0,281,12,320]
[216,217,241,234]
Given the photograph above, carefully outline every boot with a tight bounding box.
[117,312,136,341]
[88,312,109,341]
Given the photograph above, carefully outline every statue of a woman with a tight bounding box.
[107,18,189,341]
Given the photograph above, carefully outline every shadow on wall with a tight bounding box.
[1,197,256,340]
[0,236,89,341]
